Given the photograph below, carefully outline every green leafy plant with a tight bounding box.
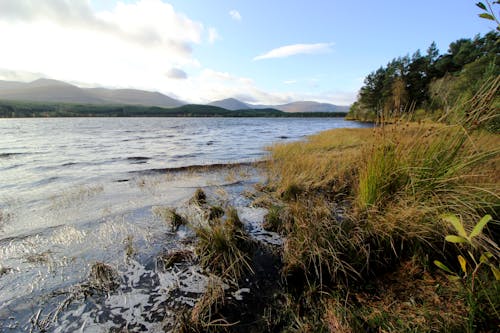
[434,214,499,285]
[476,1,500,31]
[434,214,499,331]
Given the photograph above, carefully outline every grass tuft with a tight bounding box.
[154,207,187,231]
[157,249,194,270]
[191,188,207,205]
[87,262,120,293]
[194,207,253,281]
[173,276,232,332]
[123,235,136,259]
[281,183,302,201]
[262,205,283,232]
[206,205,225,222]
[190,276,228,328]
[224,207,243,231]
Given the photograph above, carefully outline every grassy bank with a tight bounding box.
[260,117,499,330]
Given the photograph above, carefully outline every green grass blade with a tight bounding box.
[445,235,469,244]
[491,266,500,281]
[470,214,492,239]
[480,252,493,263]
[434,260,454,274]
[442,214,467,238]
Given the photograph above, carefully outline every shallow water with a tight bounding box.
[0,117,370,331]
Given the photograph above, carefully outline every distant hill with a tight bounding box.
[208,97,349,113]
[0,79,184,108]
[208,98,251,110]
[87,87,183,108]
[274,101,350,113]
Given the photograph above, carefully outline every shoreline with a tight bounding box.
[0,162,282,332]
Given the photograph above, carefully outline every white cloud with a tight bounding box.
[0,68,46,82]
[0,0,202,52]
[254,43,333,61]
[229,9,241,21]
[164,68,293,105]
[0,0,202,92]
[208,27,220,44]
[283,80,297,85]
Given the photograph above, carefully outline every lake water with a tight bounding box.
[0,117,370,331]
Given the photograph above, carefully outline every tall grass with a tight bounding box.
[267,128,372,197]
[264,79,499,330]
[269,122,499,282]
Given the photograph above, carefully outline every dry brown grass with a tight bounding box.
[264,120,499,331]
[157,249,193,270]
[153,206,187,231]
[351,260,468,332]
[172,276,233,333]
[268,123,499,276]
[190,276,227,327]
[267,128,373,196]
[87,262,120,293]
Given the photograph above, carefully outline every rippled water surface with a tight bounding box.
[0,117,369,220]
[0,117,370,331]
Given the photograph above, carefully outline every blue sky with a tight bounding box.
[0,0,495,105]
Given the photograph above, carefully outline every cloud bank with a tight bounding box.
[0,0,202,92]
[254,43,333,60]
[0,1,353,105]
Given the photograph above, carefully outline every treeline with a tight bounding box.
[0,101,347,118]
[348,31,499,125]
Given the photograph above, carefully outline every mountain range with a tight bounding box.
[0,79,349,113]
[208,98,349,113]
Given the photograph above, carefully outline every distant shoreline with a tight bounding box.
[0,100,348,118]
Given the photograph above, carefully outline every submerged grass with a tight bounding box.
[153,206,187,231]
[157,249,194,270]
[87,262,120,293]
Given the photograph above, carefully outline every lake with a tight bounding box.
[0,117,370,331]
